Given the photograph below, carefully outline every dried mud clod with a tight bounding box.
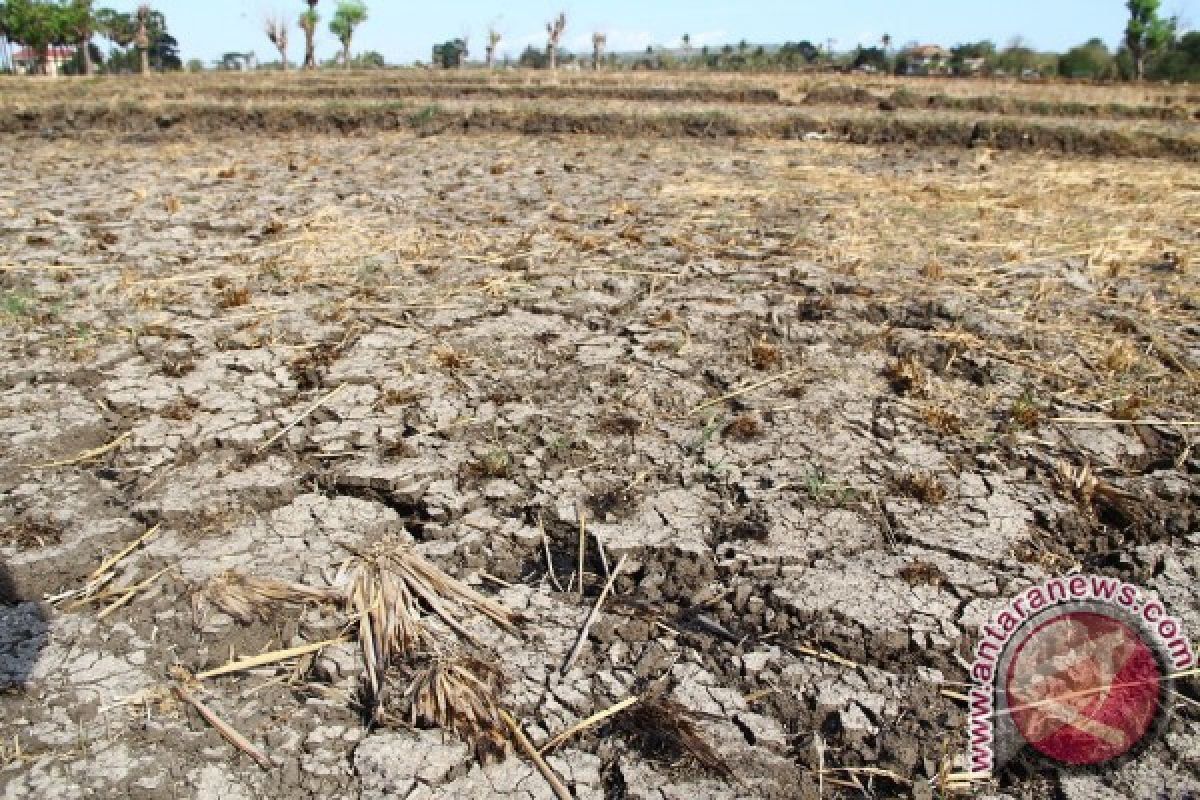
[596,412,644,436]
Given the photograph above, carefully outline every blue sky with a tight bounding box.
[99,1,1199,65]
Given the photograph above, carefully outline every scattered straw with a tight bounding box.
[199,571,341,624]
[172,676,271,769]
[689,368,803,415]
[1049,416,1199,427]
[97,567,170,620]
[26,432,130,469]
[562,554,627,676]
[403,657,509,763]
[576,506,587,600]
[255,382,347,454]
[539,513,564,592]
[501,709,573,800]
[539,694,639,754]
[345,538,522,720]
[90,524,162,582]
[797,643,861,670]
[196,638,345,681]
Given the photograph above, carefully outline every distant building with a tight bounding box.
[12,46,76,76]
[907,44,951,75]
[217,52,258,71]
[960,57,988,75]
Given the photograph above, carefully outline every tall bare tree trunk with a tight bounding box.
[304,30,315,69]
[135,4,150,74]
[546,12,565,71]
[80,38,94,75]
[486,29,500,69]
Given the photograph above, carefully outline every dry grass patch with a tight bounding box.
[894,472,949,505]
[399,657,510,763]
[884,355,927,396]
[749,337,781,370]
[615,697,732,779]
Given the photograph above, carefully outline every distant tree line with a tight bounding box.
[2,0,1197,82]
[0,0,179,74]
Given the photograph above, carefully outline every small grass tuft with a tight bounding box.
[894,471,948,504]
[883,354,926,395]
[1009,390,1042,429]
[1101,338,1139,373]
[432,344,468,369]
[897,560,949,588]
[219,286,252,308]
[749,337,781,371]
[724,413,763,440]
[920,405,962,434]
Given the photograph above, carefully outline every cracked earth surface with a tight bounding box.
[1,128,1198,799]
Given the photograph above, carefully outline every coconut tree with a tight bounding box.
[132,4,150,73]
[299,0,318,69]
[591,31,605,70]
[329,0,366,68]
[484,26,500,69]
[545,11,565,70]
[265,13,289,69]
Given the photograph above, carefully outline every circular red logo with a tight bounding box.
[1004,610,1164,765]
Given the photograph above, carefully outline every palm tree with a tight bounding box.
[266,14,289,70]
[329,0,367,68]
[485,27,500,69]
[300,0,319,69]
[881,32,893,54]
[681,32,691,64]
[591,31,606,70]
[545,11,565,70]
[134,4,150,74]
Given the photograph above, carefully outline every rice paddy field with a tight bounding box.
[0,68,1197,799]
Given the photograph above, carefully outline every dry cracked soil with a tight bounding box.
[0,102,1198,800]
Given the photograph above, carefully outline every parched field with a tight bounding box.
[0,71,1198,799]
